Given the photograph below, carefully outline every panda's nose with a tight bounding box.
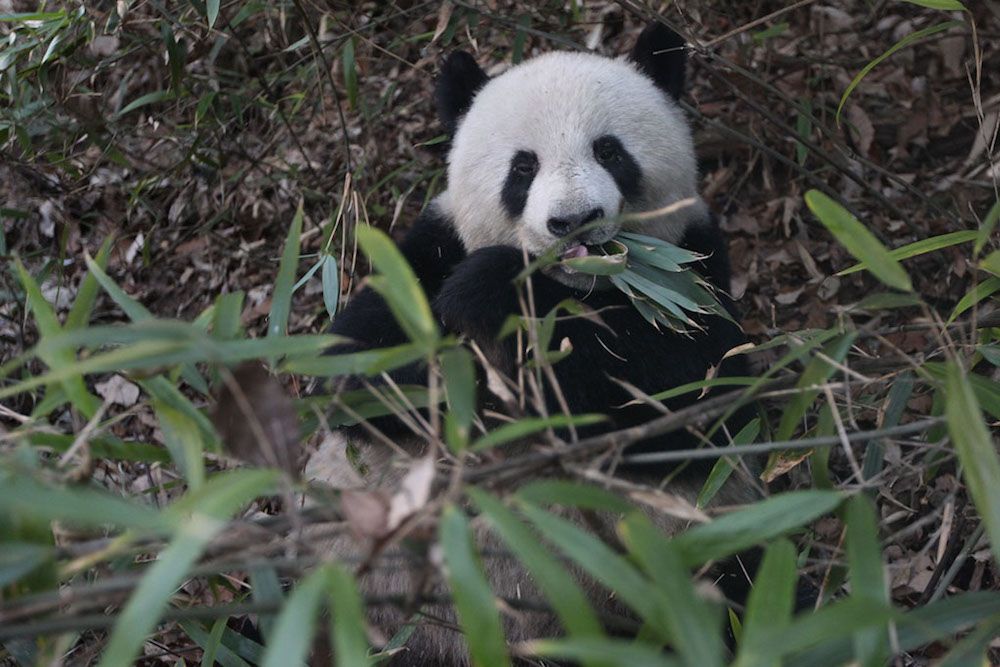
[547,207,605,237]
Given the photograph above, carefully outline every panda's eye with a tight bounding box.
[510,151,538,177]
[594,136,620,163]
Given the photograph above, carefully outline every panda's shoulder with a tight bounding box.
[397,201,468,290]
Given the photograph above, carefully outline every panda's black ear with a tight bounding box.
[629,22,687,100]
[434,51,489,135]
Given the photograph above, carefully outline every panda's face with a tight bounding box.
[439,50,703,280]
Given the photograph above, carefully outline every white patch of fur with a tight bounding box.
[438,51,707,260]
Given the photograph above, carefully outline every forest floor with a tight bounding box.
[2,0,999,664]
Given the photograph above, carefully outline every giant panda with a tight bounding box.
[305,22,754,666]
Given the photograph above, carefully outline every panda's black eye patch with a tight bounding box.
[501,150,538,218]
[510,151,539,177]
[594,137,620,163]
[593,134,642,202]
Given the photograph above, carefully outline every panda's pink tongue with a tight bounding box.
[561,244,589,260]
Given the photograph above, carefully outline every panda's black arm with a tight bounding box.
[328,208,466,354]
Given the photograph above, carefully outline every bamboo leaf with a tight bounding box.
[525,638,678,667]
[518,502,666,636]
[948,276,1000,323]
[944,363,1000,565]
[206,0,219,28]
[117,89,173,118]
[845,495,890,666]
[326,565,371,667]
[321,253,340,319]
[674,490,845,567]
[260,567,326,667]
[838,230,979,276]
[805,191,912,291]
[440,347,476,451]
[836,21,962,124]
[269,202,304,337]
[975,197,1000,255]
[470,490,605,650]
[355,225,438,347]
[901,0,966,9]
[733,539,797,667]
[439,505,511,667]
[619,513,723,667]
[697,418,760,508]
[471,414,606,451]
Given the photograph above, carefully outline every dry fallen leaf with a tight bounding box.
[211,362,301,476]
[387,454,436,531]
[341,489,391,540]
[95,374,140,407]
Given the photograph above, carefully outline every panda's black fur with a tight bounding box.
[328,205,748,477]
[314,22,756,665]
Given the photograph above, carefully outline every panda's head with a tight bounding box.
[434,23,707,283]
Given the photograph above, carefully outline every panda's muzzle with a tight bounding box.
[547,207,605,237]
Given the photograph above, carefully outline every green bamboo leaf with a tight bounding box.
[648,376,758,403]
[269,202,304,337]
[936,615,1000,667]
[154,400,206,489]
[838,230,979,275]
[788,592,1000,665]
[619,513,723,667]
[260,567,326,667]
[321,253,340,319]
[516,480,633,513]
[440,347,476,451]
[470,414,606,452]
[66,236,114,330]
[975,198,1000,255]
[733,539,797,667]
[469,490,605,655]
[98,526,217,667]
[206,0,219,28]
[845,495,890,666]
[97,471,276,667]
[14,258,101,418]
[199,618,228,667]
[697,418,760,508]
[773,333,857,442]
[836,21,962,123]
[760,597,896,662]
[948,276,1000,323]
[180,620,253,667]
[355,226,437,347]
[117,89,173,118]
[981,250,1000,278]
[211,291,245,341]
[901,0,966,9]
[944,364,1000,565]
[343,37,358,109]
[525,638,678,667]
[518,502,666,635]
[326,565,371,667]
[281,342,427,378]
[673,490,845,567]
[805,190,912,291]
[0,543,52,587]
[439,505,511,667]
[83,254,154,321]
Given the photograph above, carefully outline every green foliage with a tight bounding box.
[2,5,999,666]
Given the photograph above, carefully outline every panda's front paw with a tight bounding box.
[433,245,525,339]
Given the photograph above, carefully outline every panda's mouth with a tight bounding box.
[560,243,592,260]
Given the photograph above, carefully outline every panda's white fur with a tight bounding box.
[439,51,707,260]
[305,23,755,667]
